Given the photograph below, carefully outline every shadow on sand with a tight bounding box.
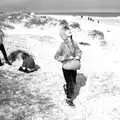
[73,73,87,100]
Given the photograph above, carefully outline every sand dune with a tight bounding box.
[0,13,120,120]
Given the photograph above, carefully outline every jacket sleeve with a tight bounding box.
[54,43,64,62]
[74,42,82,60]
[0,35,3,44]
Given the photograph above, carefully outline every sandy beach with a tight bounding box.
[0,12,120,120]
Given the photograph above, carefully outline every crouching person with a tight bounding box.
[8,50,40,73]
[19,53,40,73]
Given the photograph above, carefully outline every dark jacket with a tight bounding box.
[22,56,36,69]
[0,30,4,44]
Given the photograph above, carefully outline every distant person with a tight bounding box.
[81,16,83,19]
[54,26,82,107]
[88,17,90,21]
[0,29,11,66]
[89,17,92,21]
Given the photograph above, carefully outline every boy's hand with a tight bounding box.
[68,56,74,60]
[75,56,80,61]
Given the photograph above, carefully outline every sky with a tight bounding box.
[0,0,120,12]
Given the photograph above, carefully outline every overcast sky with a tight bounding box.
[0,0,120,12]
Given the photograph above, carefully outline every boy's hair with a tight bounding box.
[8,50,31,62]
[62,25,70,31]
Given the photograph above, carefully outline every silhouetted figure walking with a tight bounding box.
[0,29,11,66]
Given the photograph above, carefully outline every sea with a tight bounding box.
[37,11,120,17]
[38,12,120,26]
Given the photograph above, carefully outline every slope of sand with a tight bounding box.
[0,15,120,120]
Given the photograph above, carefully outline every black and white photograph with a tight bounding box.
[0,0,120,120]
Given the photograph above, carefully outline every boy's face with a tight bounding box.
[65,29,72,37]
[60,29,72,41]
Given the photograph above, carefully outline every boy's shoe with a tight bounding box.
[6,61,12,65]
[66,98,75,107]
[19,67,32,73]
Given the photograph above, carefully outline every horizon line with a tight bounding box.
[0,10,120,17]
[0,8,120,13]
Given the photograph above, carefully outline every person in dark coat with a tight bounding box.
[8,50,40,73]
[0,29,11,66]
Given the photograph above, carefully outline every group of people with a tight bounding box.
[0,25,82,107]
